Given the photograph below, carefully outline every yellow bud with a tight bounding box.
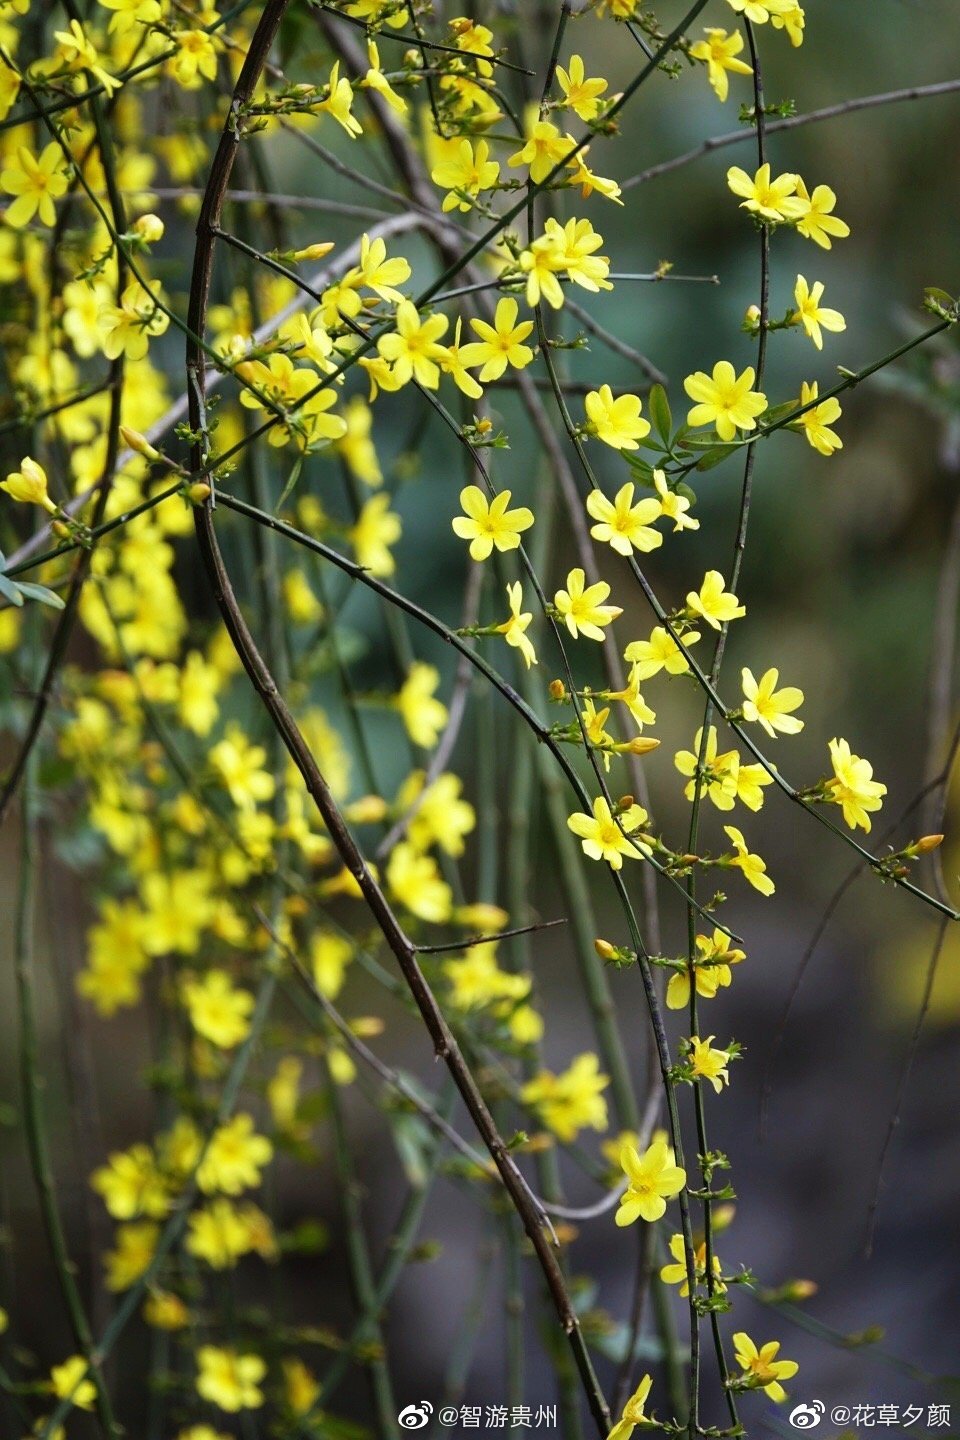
[292,242,335,262]
[350,1015,384,1038]
[52,520,71,539]
[594,939,618,961]
[784,1278,818,1301]
[744,303,761,329]
[186,482,211,504]
[913,833,944,854]
[615,794,635,813]
[712,1202,736,1233]
[475,417,493,435]
[548,679,567,701]
[1,456,57,514]
[621,736,661,755]
[120,425,161,461]
[132,213,164,243]
[345,794,389,825]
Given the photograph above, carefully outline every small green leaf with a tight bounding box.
[16,581,66,610]
[696,445,740,472]
[0,572,24,607]
[648,383,672,443]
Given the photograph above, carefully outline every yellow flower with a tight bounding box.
[727,163,806,223]
[770,1,805,46]
[168,28,218,88]
[584,386,651,450]
[1,142,69,227]
[659,1232,726,1297]
[688,1035,732,1093]
[377,299,449,388]
[459,298,535,382]
[104,1221,159,1291]
[615,1135,686,1226]
[826,737,887,832]
[98,283,170,361]
[674,726,739,811]
[337,395,382,486]
[195,1346,266,1412]
[387,841,453,923]
[607,1374,653,1440]
[732,1331,799,1402]
[1,455,57,513]
[792,275,845,350]
[318,60,362,137]
[793,380,842,455]
[654,470,699,531]
[209,725,276,811]
[283,569,324,625]
[97,0,162,34]
[452,484,534,561]
[554,568,622,641]
[396,662,448,747]
[508,117,576,184]
[794,179,850,248]
[143,1290,189,1330]
[685,570,745,629]
[350,493,402,576]
[182,970,255,1049]
[362,40,407,113]
[495,582,537,668]
[624,625,700,680]
[667,929,745,1009]
[310,932,353,999]
[724,825,775,896]
[684,361,767,440]
[187,1199,259,1269]
[586,482,662,556]
[520,1052,609,1142]
[49,1356,96,1412]
[555,53,608,121]
[283,1357,321,1417]
[431,137,500,213]
[197,1114,273,1196]
[741,666,804,737]
[403,771,475,857]
[519,236,566,310]
[91,1144,169,1220]
[689,29,752,103]
[567,796,651,869]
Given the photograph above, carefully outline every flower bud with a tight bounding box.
[52,520,71,539]
[594,939,618,961]
[291,242,335,262]
[621,736,661,755]
[913,833,944,854]
[743,303,761,330]
[133,213,164,243]
[1,456,57,513]
[120,425,161,461]
[186,482,211,504]
[548,679,567,701]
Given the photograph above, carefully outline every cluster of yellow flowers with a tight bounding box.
[1,0,951,1433]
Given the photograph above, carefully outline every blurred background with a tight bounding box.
[2,0,960,1433]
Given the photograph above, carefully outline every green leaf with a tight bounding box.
[275,453,304,515]
[16,581,65,610]
[696,444,740,472]
[0,572,24,607]
[762,398,801,427]
[648,383,672,443]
